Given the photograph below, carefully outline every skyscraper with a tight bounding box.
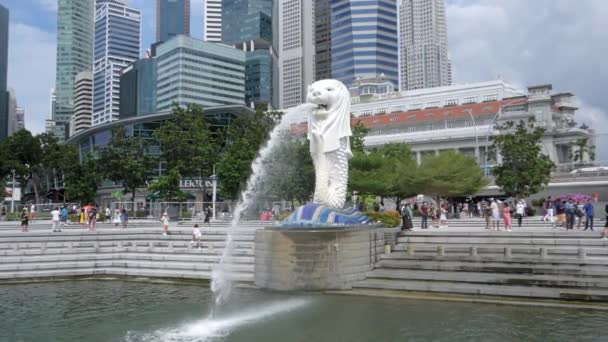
[203,0,222,42]
[119,58,157,118]
[93,1,141,126]
[272,0,315,109]
[70,71,92,137]
[399,0,451,90]
[0,4,8,141]
[330,0,399,89]
[54,0,94,141]
[155,36,245,111]
[314,0,332,81]
[156,0,190,42]
[223,0,273,107]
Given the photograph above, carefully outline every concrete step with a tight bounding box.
[397,236,608,245]
[0,252,254,265]
[365,268,608,289]
[353,278,608,301]
[0,246,255,257]
[376,259,608,277]
[390,245,608,259]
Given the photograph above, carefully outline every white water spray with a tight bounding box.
[210,104,315,306]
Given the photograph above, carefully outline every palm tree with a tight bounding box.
[569,138,596,164]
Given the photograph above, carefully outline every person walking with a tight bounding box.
[113,208,121,227]
[482,201,491,230]
[565,198,575,230]
[20,208,29,232]
[51,207,61,232]
[161,212,170,235]
[419,201,429,229]
[503,201,513,232]
[516,200,525,227]
[191,224,203,248]
[120,209,128,229]
[439,202,448,228]
[583,199,594,231]
[30,203,37,223]
[60,206,68,227]
[204,206,212,226]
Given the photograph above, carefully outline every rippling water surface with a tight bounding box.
[0,280,604,342]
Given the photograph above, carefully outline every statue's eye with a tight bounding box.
[327,88,333,91]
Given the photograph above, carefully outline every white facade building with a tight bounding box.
[203,0,222,42]
[70,71,93,137]
[272,0,315,109]
[93,2,141,126]
[399,0,451,90]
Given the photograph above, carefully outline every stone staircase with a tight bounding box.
[0,222,268,283]
[354,231,608,301]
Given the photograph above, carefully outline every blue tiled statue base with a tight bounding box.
[280,203,371,228]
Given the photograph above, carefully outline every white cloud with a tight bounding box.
[447,0,608,160]
[7,22,56,133]
[37,0,57,12]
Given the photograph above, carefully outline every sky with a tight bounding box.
[0,0,607,160]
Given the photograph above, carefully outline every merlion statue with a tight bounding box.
[306,79,353,209]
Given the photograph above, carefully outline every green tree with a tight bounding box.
[351,120,369,153]
[490,118,554,198]
[147,167,190,201]
[216,109,276,199]
[98,126,157,202]
[569,138,596,164]
[350,143,419,207]
[64,152,101,205]
[153,104,218,179]
[416,150,488,200]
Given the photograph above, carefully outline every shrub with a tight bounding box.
[278,211,292,221]
[365,210,401,227]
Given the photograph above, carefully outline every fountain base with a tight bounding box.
[280,203,371,227]
[254,226,385,291]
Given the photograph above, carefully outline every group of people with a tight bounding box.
[540,196,597,230]
[400,201,448,231]
[479,198,526,232]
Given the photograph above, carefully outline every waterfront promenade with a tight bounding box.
[2,217,608,304]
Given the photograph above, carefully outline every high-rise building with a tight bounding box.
[330,0,399,89]
[0,4,8,141]
[14,106,24,132]
[399,0,451,90]
[45,89,56,135]
[156,0,190,42]
[272,0,315,109]
[6,88,16,136]
[54,0,94,141]
[93,1,141,126]
[314,0,331,81]
[155,36,245,111]
[70,71,93,137]
[203,0,222,42]
[119,58,157,118]
[223,0,273,107]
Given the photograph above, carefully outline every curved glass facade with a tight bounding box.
[330,0,399,88]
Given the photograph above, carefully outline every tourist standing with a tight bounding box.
[51,207,61,232]
[482,201,491,229]
[576,201,585,229]
[120,209,128,229]
[30,203,36,222]
[113,208,121,227]
[584,199,594,231]
[565,198,575,230]
[419,201,429,229]
[503,202,512,231]
[204,206,212,226]
[542,196,554,223]
[20,208,29,232]
[490,198,501,231]
[161,212,170,235]
[516,200,525,227]
[602,204,608,240]
[1,206,6,221]
[439,203,448,228]
[105,207,111,223]
[88,206,97,231]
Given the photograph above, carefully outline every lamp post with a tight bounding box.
[484,111,502,177]
[10,169,15,213]
[211,165,217,221]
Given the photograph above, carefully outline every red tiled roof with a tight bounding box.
[290,98,528,135]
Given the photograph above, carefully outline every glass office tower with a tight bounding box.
[156,0,191,42]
